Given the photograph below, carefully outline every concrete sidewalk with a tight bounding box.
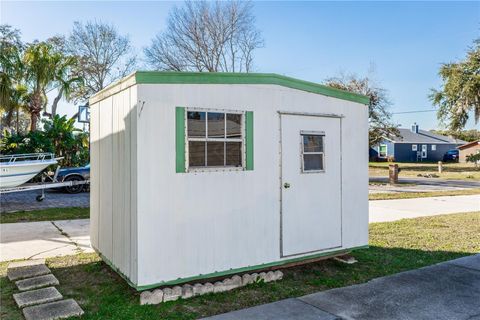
[0,219,92,262]
[369,194,480,223]
[203,254,480,320]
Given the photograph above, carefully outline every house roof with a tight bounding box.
[458,140,480,150]
[388,128,467,145]
[90,71,370,105]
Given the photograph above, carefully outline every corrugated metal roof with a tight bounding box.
[389,129,467,144]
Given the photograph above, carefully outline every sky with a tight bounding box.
[1,1,479,130]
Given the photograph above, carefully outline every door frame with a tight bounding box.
[421,144,428,159]
[278,111,344,258]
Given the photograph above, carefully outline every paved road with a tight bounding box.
[370,194,480,223]
[0,219,92,262]
[0,190,89,213]
[203,254,480,320]
[370,176,480,188]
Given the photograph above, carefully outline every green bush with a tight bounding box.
[1,115,89,167]
[466,153,480,167]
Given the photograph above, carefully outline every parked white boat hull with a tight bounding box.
[0,160,57,189]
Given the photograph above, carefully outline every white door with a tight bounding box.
[421,145,427,158]
[281,114,342,257]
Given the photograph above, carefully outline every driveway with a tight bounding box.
[203,254,480,320]
[0,219,92,262]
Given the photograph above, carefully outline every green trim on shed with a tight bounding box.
[245,111,254,170]
[134,71,370,105]
[175,107,186,173]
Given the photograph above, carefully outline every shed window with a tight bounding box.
[301,133,325,172]
[412,144,417,151]
[187,110,243,169]
[431,145,436,151]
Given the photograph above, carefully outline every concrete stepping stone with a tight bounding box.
[13,287,63,308]
[16,274,60,291]
[22,299,84,320]
[8,259,45,269]
[7,263,51,281]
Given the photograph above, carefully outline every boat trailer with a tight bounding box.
[0,165,89,201]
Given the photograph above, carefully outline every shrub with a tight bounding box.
[466,153,480,167]
[0,115,89,167]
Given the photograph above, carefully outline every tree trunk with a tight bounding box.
[5,108,14,128]
[29,92,43,131]
[51,87,64,118]
[30,112,38,131]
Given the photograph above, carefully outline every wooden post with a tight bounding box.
[389,164,399,184]
[438,161,443,174]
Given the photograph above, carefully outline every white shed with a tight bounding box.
[89,71,369,291]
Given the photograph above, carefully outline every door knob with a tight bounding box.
[283,182,291,189]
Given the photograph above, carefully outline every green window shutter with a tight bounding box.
[176,107,186,173]
[245,111,254,170]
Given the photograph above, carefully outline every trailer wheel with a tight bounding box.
[36,195,44,202]
[64,175,84,194]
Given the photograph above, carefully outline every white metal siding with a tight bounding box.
[133,84,368,287]
[90,101,100,250]
[98,96,113,259]
[90,86,138,282]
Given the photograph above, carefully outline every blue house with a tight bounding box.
[371,124,466,162]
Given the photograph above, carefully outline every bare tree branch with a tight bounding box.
[325,73,400,147]
[144,0,264,72]
[66,21,137,101]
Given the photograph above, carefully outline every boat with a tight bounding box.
[0,153,58,189]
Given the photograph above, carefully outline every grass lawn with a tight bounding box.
[1,212,479,320]
[369,188,480,200]
[0,207,89,224]
[369,162,480,180]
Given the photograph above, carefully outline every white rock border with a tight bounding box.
[140,270,284,305]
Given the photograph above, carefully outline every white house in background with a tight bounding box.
[89,71,369,290]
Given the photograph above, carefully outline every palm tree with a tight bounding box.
[48,54,81,118]
[22,42,56,131]
[0,84,28,132]
[0,38,28,132]
[22,42,82,129]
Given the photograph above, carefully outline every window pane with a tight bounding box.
[207,142,224,166]
[226,114,242,139]
[303,135,323,152]
[188,112,206,138]
[379,145,387,157]
[189,141,205,167]
[226,142,242,167]
[208,112,225,138]
[304,154,323,171]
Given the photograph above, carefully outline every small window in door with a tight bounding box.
[301,133,325,172]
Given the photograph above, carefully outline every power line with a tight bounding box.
[392,109,436,115]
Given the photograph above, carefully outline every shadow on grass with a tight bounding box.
[0,246,472,320]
